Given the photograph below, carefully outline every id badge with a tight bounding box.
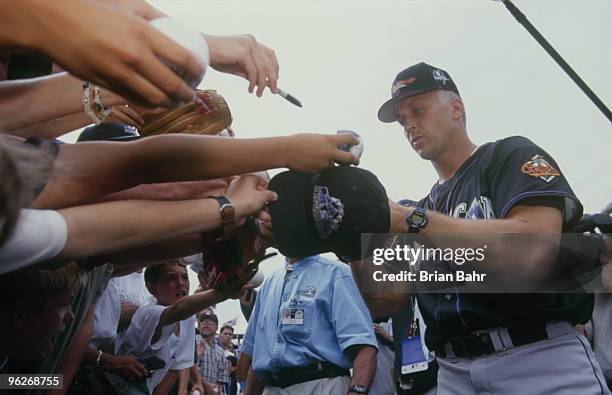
[400,335,428,374]
[281,308,304,325]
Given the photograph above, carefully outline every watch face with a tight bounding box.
[411,214,425,225]
[407,208,428,232]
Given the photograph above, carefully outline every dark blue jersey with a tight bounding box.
[414,136,593,350]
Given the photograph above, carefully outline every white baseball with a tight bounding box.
[150,17,208,88]
[337,129,364,160]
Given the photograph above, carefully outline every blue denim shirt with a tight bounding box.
[241,255,377,376]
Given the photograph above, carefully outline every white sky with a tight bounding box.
[65,0,612,333]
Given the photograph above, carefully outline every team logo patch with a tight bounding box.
[432,69,450,85]
[392,77,416,96]
[521,154,560,183]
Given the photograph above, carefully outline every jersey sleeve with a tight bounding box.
[484,136,582,226]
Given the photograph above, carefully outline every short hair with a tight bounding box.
[438,90,466,127]
[220,325,234,334]
[0,262,85,312]
[198,310,218,324]
[144,259,186,284]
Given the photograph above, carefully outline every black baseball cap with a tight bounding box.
[268,166,390,262]
[77,123,140,142]
[377,62,459,123]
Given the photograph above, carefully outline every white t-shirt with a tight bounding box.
[119,304,195,393]
[170,315,197,370]
[114,271,153,307]
[89,279,121,350]
[0,209,67,274]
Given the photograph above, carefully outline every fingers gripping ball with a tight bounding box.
[337,129,364,161]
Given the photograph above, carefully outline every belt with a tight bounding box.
[266,361,350,389]
[436,322,573,359]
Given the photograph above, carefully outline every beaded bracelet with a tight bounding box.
[82,81,111,124]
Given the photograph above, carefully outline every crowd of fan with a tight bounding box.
[1,1,611,395]
[0,1,358,394]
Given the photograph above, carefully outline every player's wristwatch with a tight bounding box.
[406,207,428,233]
[208,195,235,239]
[348,384,368,394]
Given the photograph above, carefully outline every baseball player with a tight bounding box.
[362,62,609,394]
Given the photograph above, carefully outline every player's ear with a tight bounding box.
[450,98,464,122]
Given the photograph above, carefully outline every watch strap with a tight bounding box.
[208,195,236,239]
[406,206,428,233]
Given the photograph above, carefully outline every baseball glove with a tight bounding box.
[199,217,276,293]
[138,89,232,136]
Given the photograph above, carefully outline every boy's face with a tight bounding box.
[219,328,233,346]
[18,288,75,358]
[149,263,190,306]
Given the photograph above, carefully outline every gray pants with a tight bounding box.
[436,324,610,395]
[263,376,351,395]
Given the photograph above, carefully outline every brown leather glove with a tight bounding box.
[138,89,233,136]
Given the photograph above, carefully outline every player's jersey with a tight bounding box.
[414,136,593,350]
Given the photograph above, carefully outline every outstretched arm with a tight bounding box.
[0,73,127,135]
[33,133,358,209]
[54,174,273,261]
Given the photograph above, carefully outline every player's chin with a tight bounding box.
[416,147,436,160]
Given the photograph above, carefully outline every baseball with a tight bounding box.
[337,129,364,160]
[150,17,208,89]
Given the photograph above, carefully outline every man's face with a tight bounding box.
[19,289,75,358]
[219,328,234,347]
[148,264,190,306]
[200,318,218,338]
[394,90,458,160]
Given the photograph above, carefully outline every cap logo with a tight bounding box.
[432,69,450,85]
[391,77,416,96]
[312,186,344,239]
[123,125,140,136]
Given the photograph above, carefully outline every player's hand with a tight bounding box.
[204,34,279,97]
[285,133,359,172]
[34,0,201,109]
